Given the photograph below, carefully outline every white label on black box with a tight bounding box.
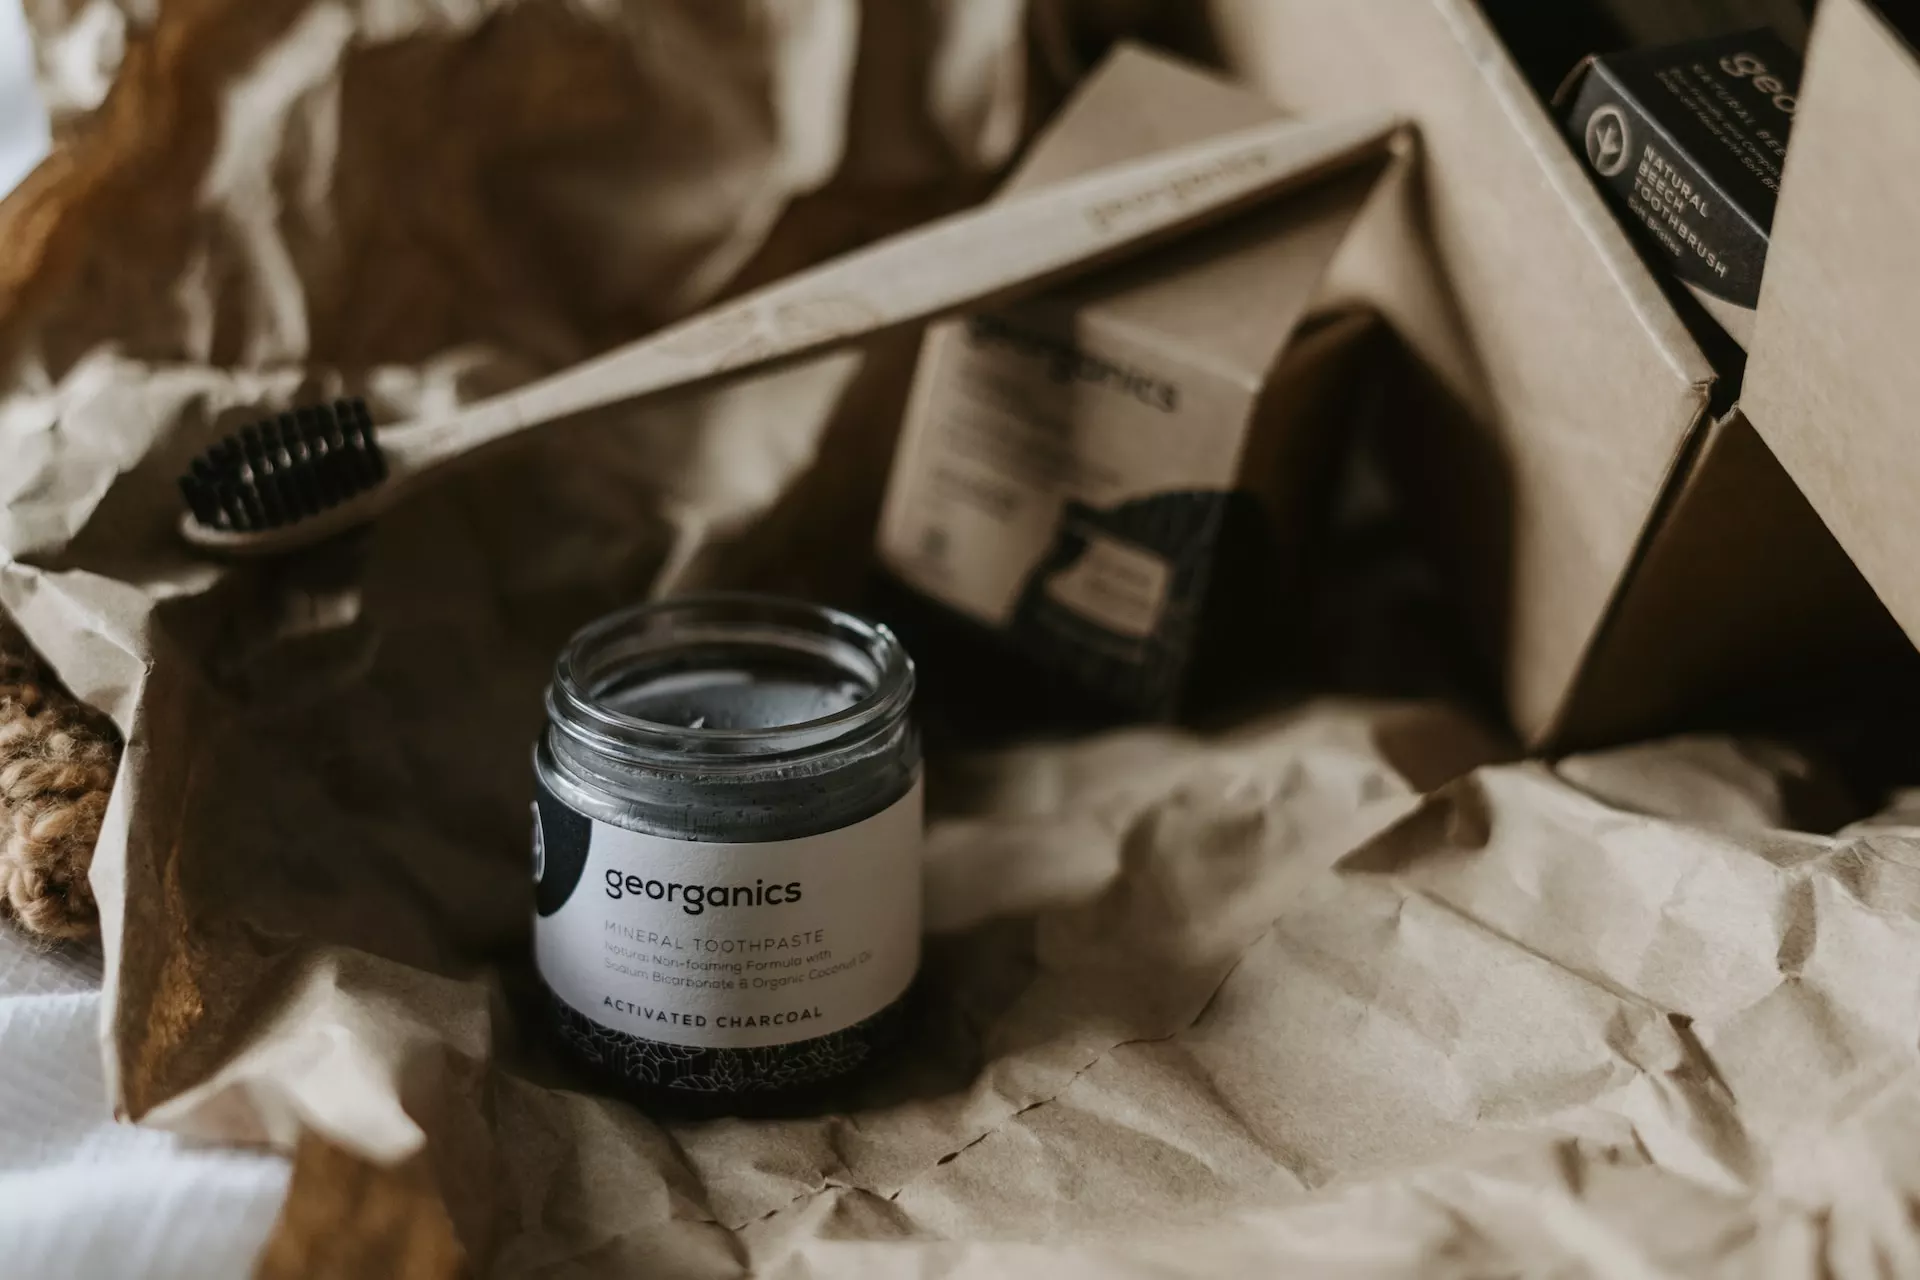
[535,783,923,1050]
[1041,526,1173,639]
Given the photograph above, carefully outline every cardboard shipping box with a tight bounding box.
[1197,0,1913,749]
[1743,0,1920,661]
[876,47,1400,717]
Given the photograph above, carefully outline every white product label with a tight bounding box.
[534,782,923,1050]
[1041,526,1172,639]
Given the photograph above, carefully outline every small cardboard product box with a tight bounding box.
[1742,0,1920,670]
[1200,0,1914,750]
[874,46,1398,718]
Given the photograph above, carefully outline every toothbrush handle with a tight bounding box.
[399,109,1400,466]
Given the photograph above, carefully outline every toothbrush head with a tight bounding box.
[178,398,387,534]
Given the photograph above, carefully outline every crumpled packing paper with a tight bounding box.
[4,1,1920,1277]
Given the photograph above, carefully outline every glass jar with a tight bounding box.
[532,594,921,1111]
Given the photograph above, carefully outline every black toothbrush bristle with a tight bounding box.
[178,397,387,532]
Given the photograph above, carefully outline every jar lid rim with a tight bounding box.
[547,592,914,766]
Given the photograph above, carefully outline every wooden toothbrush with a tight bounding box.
[177,109,1399,557]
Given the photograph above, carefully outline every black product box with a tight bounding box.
[1558,28,1801,316]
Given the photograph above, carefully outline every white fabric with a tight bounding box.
[0,6,290,1274]
[0,932,290,1278]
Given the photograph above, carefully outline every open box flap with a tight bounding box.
[1743,0,1920,648]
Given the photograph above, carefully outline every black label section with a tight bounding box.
[533,773,594,918]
